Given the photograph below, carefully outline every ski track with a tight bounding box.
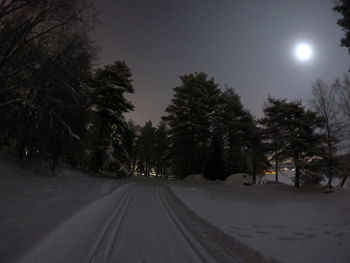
[16,181,275,263]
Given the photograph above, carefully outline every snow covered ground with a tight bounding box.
[0,156,124,263]
[1,156,350,263]
[0,157,269,263]
[261,170,350,189]
[171,182,350,263]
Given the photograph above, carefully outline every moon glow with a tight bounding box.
[295,43,312,61]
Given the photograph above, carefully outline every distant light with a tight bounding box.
[294,43,312,61]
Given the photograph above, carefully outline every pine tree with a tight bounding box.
[204,130,225,180]
[154,122,170,176]
[136,121,156,176]
[163,72,221,178]
[259,98,288,182]
[216,88,257,177]
[90,61,134,173]
[261,98,324,187]
[334,0,350,56]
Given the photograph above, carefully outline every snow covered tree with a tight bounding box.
[0,0,95,76]
[90,61,134,173]
[0,26,95,167]
[0,0,95,108]
[0,0,97,171]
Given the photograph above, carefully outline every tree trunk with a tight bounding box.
[326,126,333,187]
[340,175,348,188]
[275,158,279,183]
[92,120,106,173]
[51,155,59,170]
[252,158,257,184]
[18,108,36,158]
[294,156,300,187]
[326,164,333,187]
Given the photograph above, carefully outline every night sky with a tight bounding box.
[92,0,349,125]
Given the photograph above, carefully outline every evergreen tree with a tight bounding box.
[261,98,324,187]
[204,130,225,180]
[163,72,221,178]
[136,121,156,176]
[90,61,134,173]
[154,122,170,176]
[216,88,257,177]
[245,122,266,184]
[259,98,288,182]
[334,0,350,56]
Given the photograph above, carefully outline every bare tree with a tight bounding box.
[333,75,350,187]
[0,0,97,169]
[310,79,344,187]
[0,0,96,108]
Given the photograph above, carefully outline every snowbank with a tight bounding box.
[0,156,123,263]
[261,170,350,189]
[225,173,251,186]
[183,174,207,183]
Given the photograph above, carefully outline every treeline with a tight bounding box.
[0,1,135,175]
[1,1,349,188]
[133,73,350,188]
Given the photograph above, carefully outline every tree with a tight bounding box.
[334,0,350,56]
[214,88,258,178]
[0,0,95,80]
[333,75,350,187]
[261,98,324,187]
[154,122,170,176]
[204,130,225,180]
[90,61,134,173]
[259,98,287,183]
[135,120,156,176]
[310,79,344,187]
[163,72,221,178]
[245,123,266,184]
[0,0,97,171]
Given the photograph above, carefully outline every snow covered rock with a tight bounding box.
[225,173,252,186]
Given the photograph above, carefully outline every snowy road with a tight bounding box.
[16,181,273,263]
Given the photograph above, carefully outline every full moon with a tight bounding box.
[294,43,313,61]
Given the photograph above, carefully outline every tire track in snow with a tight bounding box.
[16,182,134,263]
[158,187,214,262]
[160,185,279,263]
[16,181,278,263]
[87,188,135,263]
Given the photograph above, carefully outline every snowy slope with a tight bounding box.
[0,156,123,263]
